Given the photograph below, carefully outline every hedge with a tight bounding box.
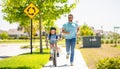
[96,57,120,69]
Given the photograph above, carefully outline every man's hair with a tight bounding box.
[68,14,73,17]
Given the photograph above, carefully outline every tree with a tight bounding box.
[0,32,9,40]
[80,24,94,36]
[2,0,78,52]
[2,0,77,29]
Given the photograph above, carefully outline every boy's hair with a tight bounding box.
[48,27,58,39]
[50,27,56,31]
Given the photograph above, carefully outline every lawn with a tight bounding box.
[0,39,46,44]
[0,48,50,69]
[80,44,120,69]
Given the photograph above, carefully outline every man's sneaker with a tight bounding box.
[57,53,59,57]
[71,63,74,66]
[66,54,69,59]
[49,57,53,61]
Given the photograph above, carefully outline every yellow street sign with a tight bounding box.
[24,3,39,19]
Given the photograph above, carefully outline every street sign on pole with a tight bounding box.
[24,3,39,54]
[24,3,39,19]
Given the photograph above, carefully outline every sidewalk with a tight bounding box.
[42,48,89,69]
[0,45,30,60]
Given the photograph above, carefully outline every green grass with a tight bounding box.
[0,39,46,44]
[80,44,120,69]
[113,45,120,49]
[0,49,50,69]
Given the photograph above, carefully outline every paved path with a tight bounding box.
[42,48,89,69]
[0,44,30,60]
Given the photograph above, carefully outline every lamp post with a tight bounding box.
[114,26,120,46]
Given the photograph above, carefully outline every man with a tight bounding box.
[62,14,79,66]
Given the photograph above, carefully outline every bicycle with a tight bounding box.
[49,39,58,67]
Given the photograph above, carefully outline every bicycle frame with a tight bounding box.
[52,43,57,67]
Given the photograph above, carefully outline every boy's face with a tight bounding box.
[51,30,56,34]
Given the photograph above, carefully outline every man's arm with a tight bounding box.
[76,26,79,36]
[77,27,79,33]
[62,28,70,34]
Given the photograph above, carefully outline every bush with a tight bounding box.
[19,36,29,39]
[0,32,9,39]
[118,40,120,44]
[8,37,15,39]
[33,36,40,39]
[42,36,46,39]
[101,40,104,44]
[96,57,120,69]
[105,40,109,44]
[110,40,114,44]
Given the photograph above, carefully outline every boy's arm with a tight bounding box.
[46,35,49,41]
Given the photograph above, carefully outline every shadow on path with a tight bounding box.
[0,56,11,59]
[43,64,71,68]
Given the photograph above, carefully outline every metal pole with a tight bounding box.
[39,14,43,53]
[30,19,33,54]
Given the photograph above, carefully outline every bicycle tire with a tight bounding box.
[53,49,57,67]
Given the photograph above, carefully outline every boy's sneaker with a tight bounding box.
[57,53,59,57]
[49,57,53,61]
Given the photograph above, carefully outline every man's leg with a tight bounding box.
[65,39,71,57]
[70,38,76,64]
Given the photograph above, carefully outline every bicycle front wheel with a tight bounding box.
[53,49,57,67]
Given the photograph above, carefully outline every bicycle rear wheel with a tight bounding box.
[53,49,57,67]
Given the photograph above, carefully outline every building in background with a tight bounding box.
[7,29,24,39]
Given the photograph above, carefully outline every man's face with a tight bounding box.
[68,15,73,22]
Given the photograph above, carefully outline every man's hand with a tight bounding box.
[76,33,79,37]
[62,28,70,34]
[65,32,70,34]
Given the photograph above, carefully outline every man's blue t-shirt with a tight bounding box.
[62,22,78,39]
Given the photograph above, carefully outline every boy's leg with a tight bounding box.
[50,44,54,57]
[55,44,59,57]
[70,38,76,64]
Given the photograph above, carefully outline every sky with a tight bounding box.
[0,0,120,33]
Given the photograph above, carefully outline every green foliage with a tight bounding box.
[118,40,120,44]
[8,37,15,39]
[96,57,120,69]
[80,24,94,36]
[19,36,29,39]
[0,32,9,39]
[105,40,109,44]
[0,49,50,69]
[110,40,114,44]
[77,36,81,44]
[2,0,78,35]
[101,39,104,44]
